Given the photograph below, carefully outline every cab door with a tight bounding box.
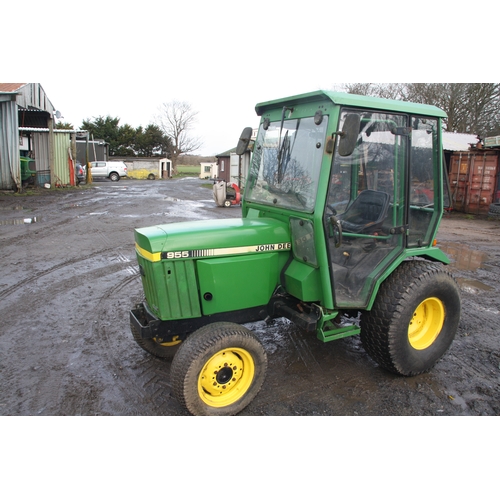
[324,109,408,309]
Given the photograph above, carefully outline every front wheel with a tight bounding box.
[130,320,182,360]
[171,322,267,416]
[360,260,461,376]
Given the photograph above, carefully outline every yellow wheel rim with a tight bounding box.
[198,348,255,408]
[408,297,445,350]
[154,335,181,347]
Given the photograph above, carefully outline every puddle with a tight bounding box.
[439,242,494,292]
[439,242,488,271]
[0,217,40,225]
[456,278,494,292]
[0,205,31,212]
[120,213,169,218]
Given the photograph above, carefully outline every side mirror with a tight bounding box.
[338,114,360,157]
[236,127,253,155]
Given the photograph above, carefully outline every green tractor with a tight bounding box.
[130,91,461,416]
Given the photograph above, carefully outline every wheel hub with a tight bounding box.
[154,335,181,347]
[198,348,255,407]
[408,297,445,350]
[215,366,235,385]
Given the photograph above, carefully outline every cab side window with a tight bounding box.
[407,117,439,247]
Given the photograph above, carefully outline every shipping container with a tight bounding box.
[449,150,499,214]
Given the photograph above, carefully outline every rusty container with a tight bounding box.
[449,150,499,214]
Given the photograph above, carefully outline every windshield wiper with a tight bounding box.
[277,106,293,183]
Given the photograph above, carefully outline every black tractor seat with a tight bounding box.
[339,189,390,234]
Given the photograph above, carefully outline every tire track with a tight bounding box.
[91,265,184,414]
[0,247,126,300]
[287,328,322,375]
[86,217,138,276]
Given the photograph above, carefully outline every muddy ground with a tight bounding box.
[0,177,499,416]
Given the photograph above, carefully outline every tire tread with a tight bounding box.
[170,322,267,416]
[360,260,460,376]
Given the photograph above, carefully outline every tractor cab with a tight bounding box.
[244,93,448,312]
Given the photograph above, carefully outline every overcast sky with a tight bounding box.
[4,2,494,157]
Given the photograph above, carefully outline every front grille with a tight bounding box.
[137,255,201,321]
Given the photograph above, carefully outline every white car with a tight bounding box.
[89,161,127,181]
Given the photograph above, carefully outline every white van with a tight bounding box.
[89,161,128,181]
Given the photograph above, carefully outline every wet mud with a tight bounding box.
[0,178,499,416]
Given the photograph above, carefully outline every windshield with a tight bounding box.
[245,116,328,212]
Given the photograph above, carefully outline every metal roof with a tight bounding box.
[0,83,55,115]
[19,127,87,133]
[255,90,448,118]
[442,132,479,151]
[216,147,236,157]
[0,83,27,93]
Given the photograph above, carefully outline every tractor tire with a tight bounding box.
[360,260,461,376]
[130,320,182,360]
[171,322,267,416]
[488,202,500,214]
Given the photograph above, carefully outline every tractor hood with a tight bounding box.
[134,217,291,262]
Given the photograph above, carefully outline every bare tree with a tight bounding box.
[155,100,203,175]
[405,83,469,132]
[339,83,500,137]
[341,83,374,96]
[341,83,405,100]
[464,83,500,136]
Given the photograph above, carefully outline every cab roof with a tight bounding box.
[255,90,447,118]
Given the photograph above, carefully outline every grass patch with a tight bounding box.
[175,165,199,177]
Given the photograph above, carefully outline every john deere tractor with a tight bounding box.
[130,91,461,416]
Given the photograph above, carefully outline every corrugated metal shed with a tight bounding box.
[2,83,56,116]
[20,129,78,186]
[54,132,71,186]
[0,99,20,189]
[0,83,57,190]
[31,132,50,172]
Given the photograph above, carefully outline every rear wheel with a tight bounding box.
[360,260,461,376]
[171,322,267,416]
[130,320,182,360]
[109,172,120,181]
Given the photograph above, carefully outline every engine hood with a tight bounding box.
[134,217,291,262]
